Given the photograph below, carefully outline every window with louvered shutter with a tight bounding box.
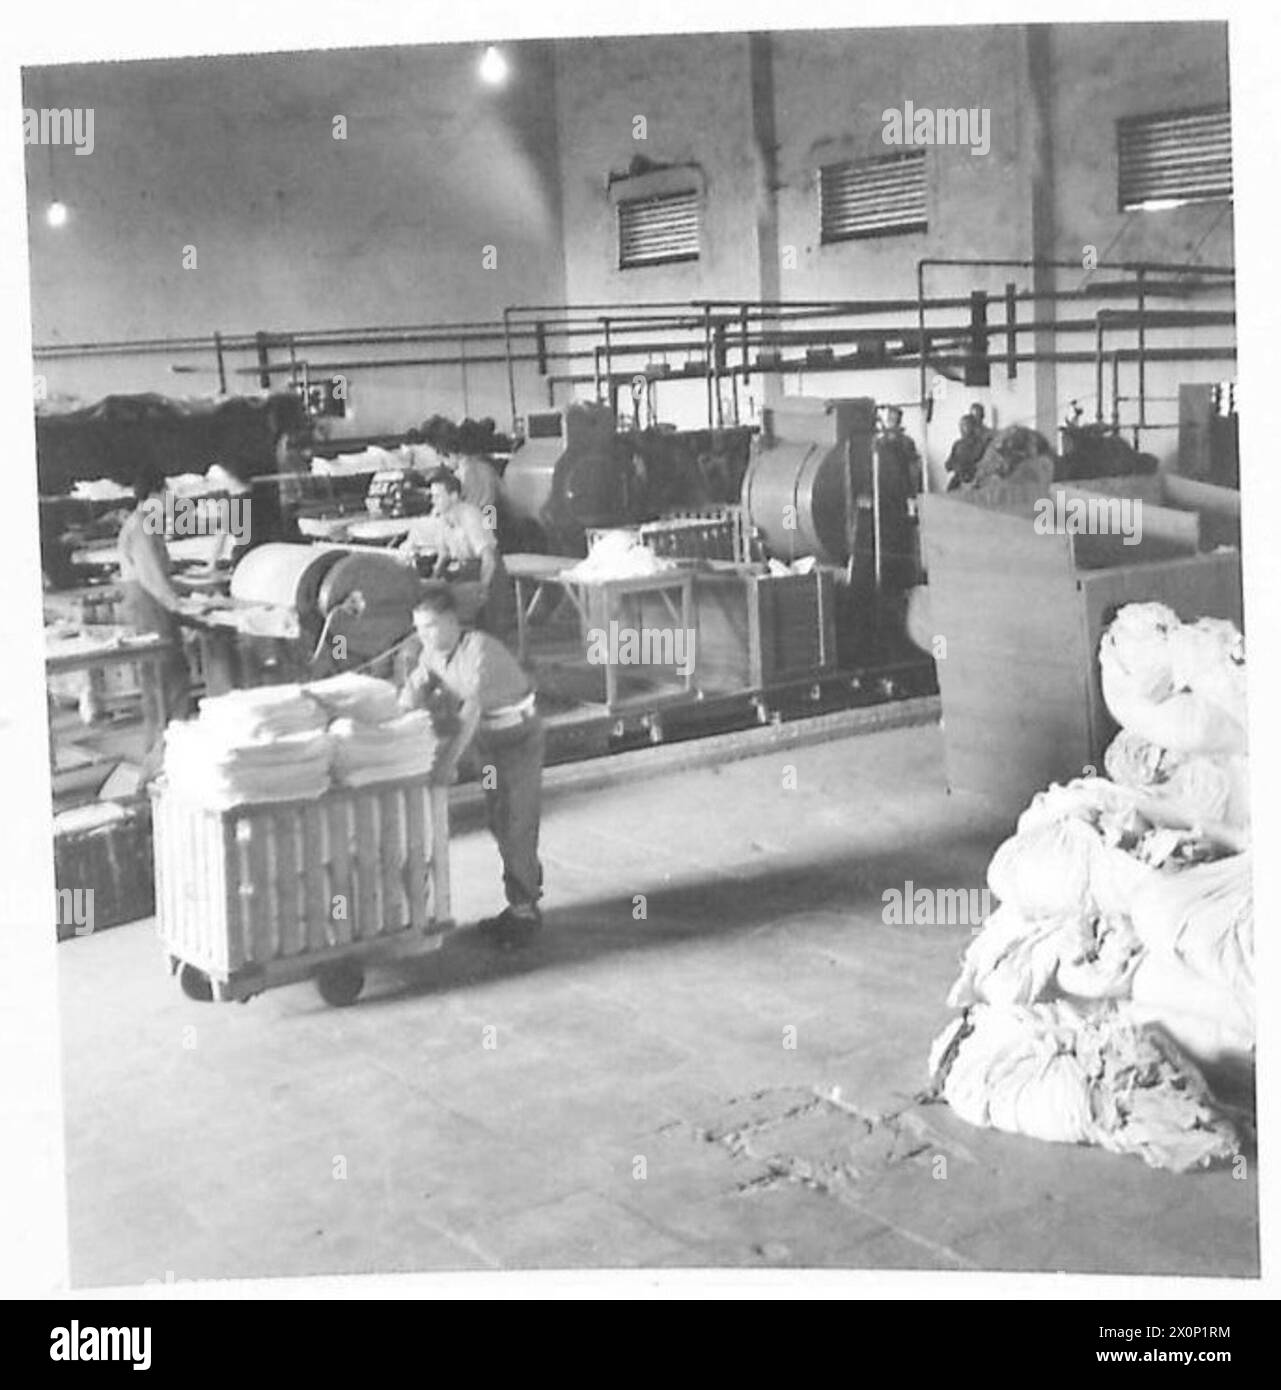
[618,191,700,269]
[1118,107,1232,211]
[820,151,927,243]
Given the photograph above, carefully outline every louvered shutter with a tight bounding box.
[618,191,700,268]
[820,151,927,242]
[1118,107,1232,211]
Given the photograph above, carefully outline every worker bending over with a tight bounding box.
[398,468,515,642]
[400,588,544,946]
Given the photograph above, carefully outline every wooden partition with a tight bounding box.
[920,481,1243,816]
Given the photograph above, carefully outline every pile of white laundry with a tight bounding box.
[1100,603,1249,833]
[929,604,1252,1172]
[561,530,678,582]
[161,675,442,807]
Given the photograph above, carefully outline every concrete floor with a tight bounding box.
[58,723,1258,1285]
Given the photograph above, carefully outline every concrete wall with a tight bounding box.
[768,25,1039,475]
[549,21,1233,469]
[24,42,567,433]
[25,23,1233,459]
[550,33,761,428]
[1042,23,1235,457]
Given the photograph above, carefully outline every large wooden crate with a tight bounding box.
[691,568,837,694]
[152,774,451,993]
[919,484,1243,815]
[53,802,155,938]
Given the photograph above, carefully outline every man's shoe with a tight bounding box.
[475,907,542,947]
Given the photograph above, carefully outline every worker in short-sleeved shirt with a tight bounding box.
[448,453,502,514]
[399,469,496,574]
[400,587,543,944]
[398,469,516,643]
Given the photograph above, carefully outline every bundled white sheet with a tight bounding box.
[1105,730,1250,831]
[948,904,1142,1010]
[163,721,333,807]
[1100,606,1247,758]
[196,685,328,742]
[984,777,1208,922]
[304,672,402,725]
[328,710,440,787]
[1126,853,1254,1071]
[311,446,402,477]
[70,477,132,501]
[929,1001,1241,1172]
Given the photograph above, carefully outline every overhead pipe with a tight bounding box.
[33,280,1226,361]
[916,255,1233,418]
[550,342,1235,394]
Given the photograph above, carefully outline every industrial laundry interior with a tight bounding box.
[21,20,1257,1283]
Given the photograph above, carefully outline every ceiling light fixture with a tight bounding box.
[479,45,508,86]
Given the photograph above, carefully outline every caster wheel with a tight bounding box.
[179,964,214,1002]
[316,962,365,1007]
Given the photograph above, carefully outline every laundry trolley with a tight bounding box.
[152,771,453,1006]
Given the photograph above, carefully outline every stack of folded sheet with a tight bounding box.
[328,709,441,787]
[163,678,442,806]
[163,720,333,807]
[196,685,329,741]
[304,672,404,725]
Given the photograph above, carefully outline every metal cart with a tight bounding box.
[152,770,452,1006]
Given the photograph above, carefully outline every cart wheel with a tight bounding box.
[179,964,214,1002]
[316,962,365,1007]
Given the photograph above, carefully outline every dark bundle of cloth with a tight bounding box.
[970,425,1057,490]
[413,415,512,457]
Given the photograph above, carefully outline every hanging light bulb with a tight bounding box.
[46,201,68,228]
[479,45,508,86]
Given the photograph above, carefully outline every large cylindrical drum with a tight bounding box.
[741,442,850,564]
[229,543,345,611]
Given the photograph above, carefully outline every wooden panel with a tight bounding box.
[1162,473,1241,550]
[246,814,274,965]
[758,572,835,684]
[921,490,1093,810]
[280,806,306,958]
[301,802,326,954]
[379,787,406,934]
[231,817,258,972]
[920,492,1075,578]
[689,574,756,693]
[326,796,353,948]
[430,786,451,924]
[403,785,428,932]
[353,793,380,940]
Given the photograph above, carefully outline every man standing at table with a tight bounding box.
[400,587,544,946]
[398,469,516,642]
